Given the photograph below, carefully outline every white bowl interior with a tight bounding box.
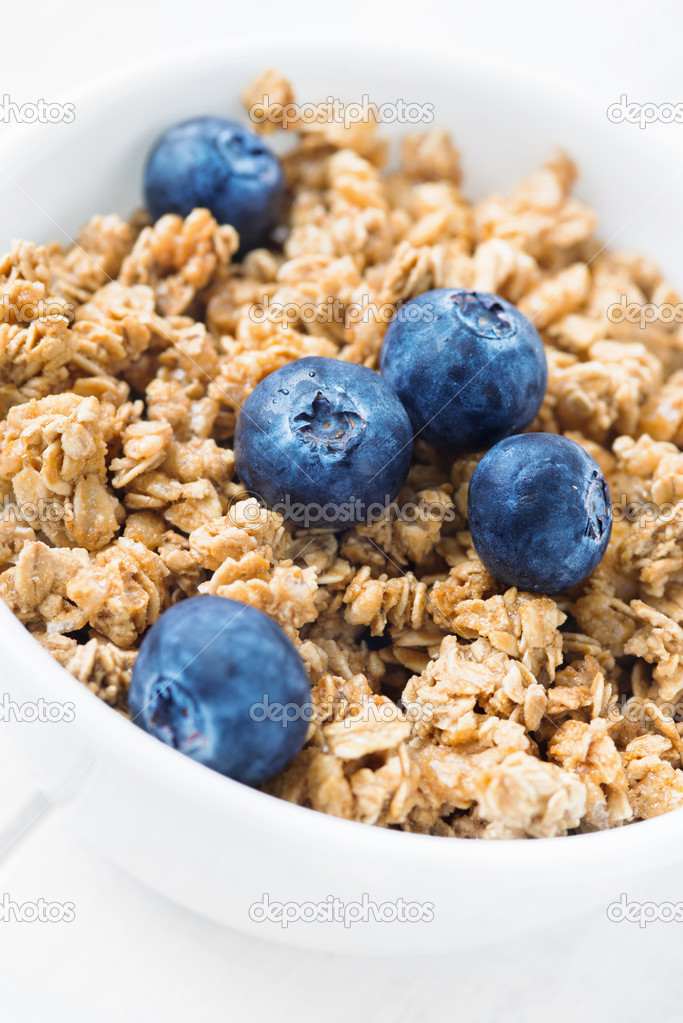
[1,41,682,954]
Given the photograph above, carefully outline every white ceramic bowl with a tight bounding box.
[1,41,682,955]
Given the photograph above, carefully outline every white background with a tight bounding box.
[1,0,683,1019]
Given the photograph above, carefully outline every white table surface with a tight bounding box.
[1,1,682,1019]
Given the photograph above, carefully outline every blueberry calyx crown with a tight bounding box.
[213,130,270,175]
[585,470,610,541]
[147,677,207,756]
[292,390,365,455]
[450,291,511,339]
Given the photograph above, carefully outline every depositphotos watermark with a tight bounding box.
[0,497,65,526]
[249,694,434,727]
[248,95,434,130]
[610,494,683,525]
[607,894,683,928]
[607,294,683,329]
[249,893,435,928]
[232,494,455,529]
[0,96,75,124]
[606,94,683,129]
[0,894,75,923]
[604,695,683,728]
[0,296,75,324]
[0,693,75,724]
[248,295,435,329]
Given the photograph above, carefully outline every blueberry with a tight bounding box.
[144,117,284,253]
[379,288,547,453]
[233,356,413,527]
[467,433,612,593]
[128,596,310,786]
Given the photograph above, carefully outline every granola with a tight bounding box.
[3,70,683,838]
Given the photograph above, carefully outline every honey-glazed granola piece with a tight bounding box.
[397,182,471,249]
[71,281,172,378]
[0,519,37,573]
[158,529,206,599]
[342,565,427,636]
[51,214,136,302]
[109,420,174,488]
[572,589,637,659]
[613,433,683,506]
[189,498,289,571]
[547,718,632,829]
[122,468,224,536]
[266,671,421,826]
[348,745,422,826]
[473,750,587,838]
[284,147,391,267]
[351,486,454,567]
[614,507,683,600]
[428,586,566,680]
[545,341,662,443]
[402,635,538,746]
[621,737,683,819]
[585,251,683,372]
[287,531,354,591]
[205,273,281,339]
[65,538,169,646]
[0,393,121,550]
[405,721,581,838]
[400,131,462,185]
[200,549,318,632]
[378,620,445,678]
[468,237,538,302]
[0,247,75,412]
[142,320,223,441]
[428,559,498,616]
[241,69,295,134]
[245,69,386,162]
[639,365,683,441]
[473,152,597,260]
[0,541,89,633]
[0,317,78,416]
[518,262,590,330]
[622,599,683,702]
[406,744,481,822]
[119,209,238,316]
[323,705,411,760]
[123,510,167,549]
[34,630,136,710]
[341,239,435,365]
[297,617,388,687]
[0,240,54,297]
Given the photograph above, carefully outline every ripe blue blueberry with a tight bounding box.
[144,117,284,253]
[129,596,310,786]
[233,356,413,527]
[380,288,547,453]
[467,433,612,593]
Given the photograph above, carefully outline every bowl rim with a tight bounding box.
[2,39,683,874]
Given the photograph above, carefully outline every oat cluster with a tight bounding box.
[2,71,683,838]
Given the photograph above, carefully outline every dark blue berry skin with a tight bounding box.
[129,596,310,787]
[379,289,547,453]
[467,433,612,593]
[144,117,284,253]
[233,356,413,527]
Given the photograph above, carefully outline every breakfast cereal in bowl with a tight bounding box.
[2,69,683,842]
